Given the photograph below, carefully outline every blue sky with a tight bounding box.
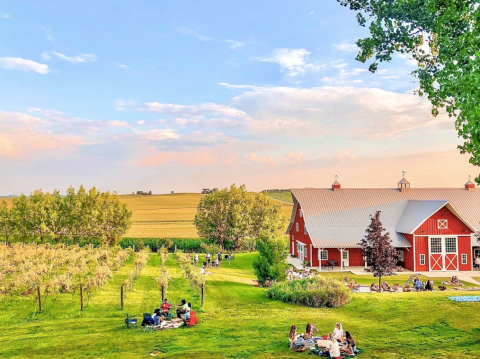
[0,1,475,195]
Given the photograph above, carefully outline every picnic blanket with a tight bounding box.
[448,296,480,302]
[162,318,185,329]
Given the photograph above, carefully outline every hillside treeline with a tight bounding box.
[0,186,132,246]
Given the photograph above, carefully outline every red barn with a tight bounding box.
[287,176,480,272]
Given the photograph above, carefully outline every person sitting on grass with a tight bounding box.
[370,282,380,292]
[176,299,188,318]
[200,266,206,275]
[160,298,171,316]
[324,333,341,358]
[343,331,357,356]
[382,280,392,292]
[425,278,434,291]
[141,310,157,327]
[183,302,192,322]
[414,278,422,291]
[153,308,165,326]
[214,257,219,267]
[332,322,344,342]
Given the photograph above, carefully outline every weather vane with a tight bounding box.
[335,174,338,181]
[469,175,472,181]
[401,171,406,178]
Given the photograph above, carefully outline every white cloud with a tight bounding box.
[282,152,306,164]
[117,63,129,69]
[0,57,49,74]
[329,149,357,161]
[226,40,245,49]
[114,99,136,110]
[142,129,179,141]
[52,51,96,63]
[106,120,129,128]
[249,153,277,166]
[257,48,325,77]
[139,102,248,119]
[332,42,358,52]
[137,120,145,125]
[1,13,10,19]
[178,27,211,41]
[218,83,259,90]
[41,52,51,61]
[27,107,42,113]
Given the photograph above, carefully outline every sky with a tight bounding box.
[0,0,476,195]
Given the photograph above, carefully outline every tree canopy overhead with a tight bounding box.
[338,0,480,182]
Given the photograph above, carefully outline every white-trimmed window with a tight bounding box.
[304,226,307,235]
[304,247,308,258]
[291,235,294,241]
[461,253,468,265]
[445,237,457,253]
[320,250,328,260]
[299,209,303,217]
[296,223,299,232]
[398,250,404,261]
[420,254,425,265]
[437,219,448,229]
[297,243,300,252]
[430,238,442,253]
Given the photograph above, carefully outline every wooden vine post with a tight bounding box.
[201,283,205,307]
[120,284,124,310]
[80,285,84,311]
[161,286,165,302]
[37,286,42,312]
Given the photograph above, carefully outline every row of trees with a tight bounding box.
[0,186,132,246]
[194,184,286,251]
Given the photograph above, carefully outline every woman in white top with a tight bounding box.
[325,333,341,358]
[333,322,344,342]
[200,266,205,275]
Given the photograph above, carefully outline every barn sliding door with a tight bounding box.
[429,237,458,271]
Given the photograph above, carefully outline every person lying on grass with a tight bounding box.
[370,282,380,292]
[324,333,341,358]
[176,299,188,318]
[160,298,171,316]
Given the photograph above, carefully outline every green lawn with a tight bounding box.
[266,191,293,203]
[1,253,480,358]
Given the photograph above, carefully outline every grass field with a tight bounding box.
[2,252,480,358]
[266,191,293,203]
[119,193,293,238]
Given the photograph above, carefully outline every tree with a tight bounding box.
[11,194,32,242]
[359,211,399,291]
[0,200,14,244]
[194,184,286,250]
[338,0,480,183]
[252,223,289,287]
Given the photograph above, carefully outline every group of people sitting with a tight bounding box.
[140,298,192,329]
[324,323,358,357]
[412,277,435,291]
[287,266,313,281]
[291,322,358,357]
[446,276,463,286]
[370,280,396,292]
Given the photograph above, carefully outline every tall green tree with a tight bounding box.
[338,0,480,182]
[11,194,32,242]
[0,200,14,244]
[194,184,286,250]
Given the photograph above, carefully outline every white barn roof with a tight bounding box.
[287,188,480,249]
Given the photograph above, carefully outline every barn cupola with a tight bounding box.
[397,171,410,192]
[465,175,476,191]
[332,175,341,191]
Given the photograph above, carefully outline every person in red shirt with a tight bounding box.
[160,298,171,316]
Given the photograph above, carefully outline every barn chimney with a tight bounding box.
[332,175,341,191]
[465,176,476,191]
[397,171,410,192]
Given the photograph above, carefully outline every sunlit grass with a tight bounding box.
[1,253,480,358]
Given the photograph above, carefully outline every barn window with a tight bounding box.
[291,235,294,241]
[320,250,328,260]
[398,250,404,261]
[437,219,448,229]
[296,223,299,232]
[445,237,457,253]
[304,247,308,258]
[420,254,425,265]
[430,238,442,253]
[299,209,303,217]
[304,226,307,235]
[461,254,468,265]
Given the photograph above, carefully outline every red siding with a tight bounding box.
[402,234,415,271]
[414,206,472,236]
[459,236,472,271]
[289,204,314,264]
[415,236,429,271]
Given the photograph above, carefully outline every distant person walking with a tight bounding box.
[227,253,231,266]
[217,252,222,263]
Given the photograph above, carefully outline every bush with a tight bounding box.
[252,236,288,287]
[266,276,352,308]
[119,238,203,252]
